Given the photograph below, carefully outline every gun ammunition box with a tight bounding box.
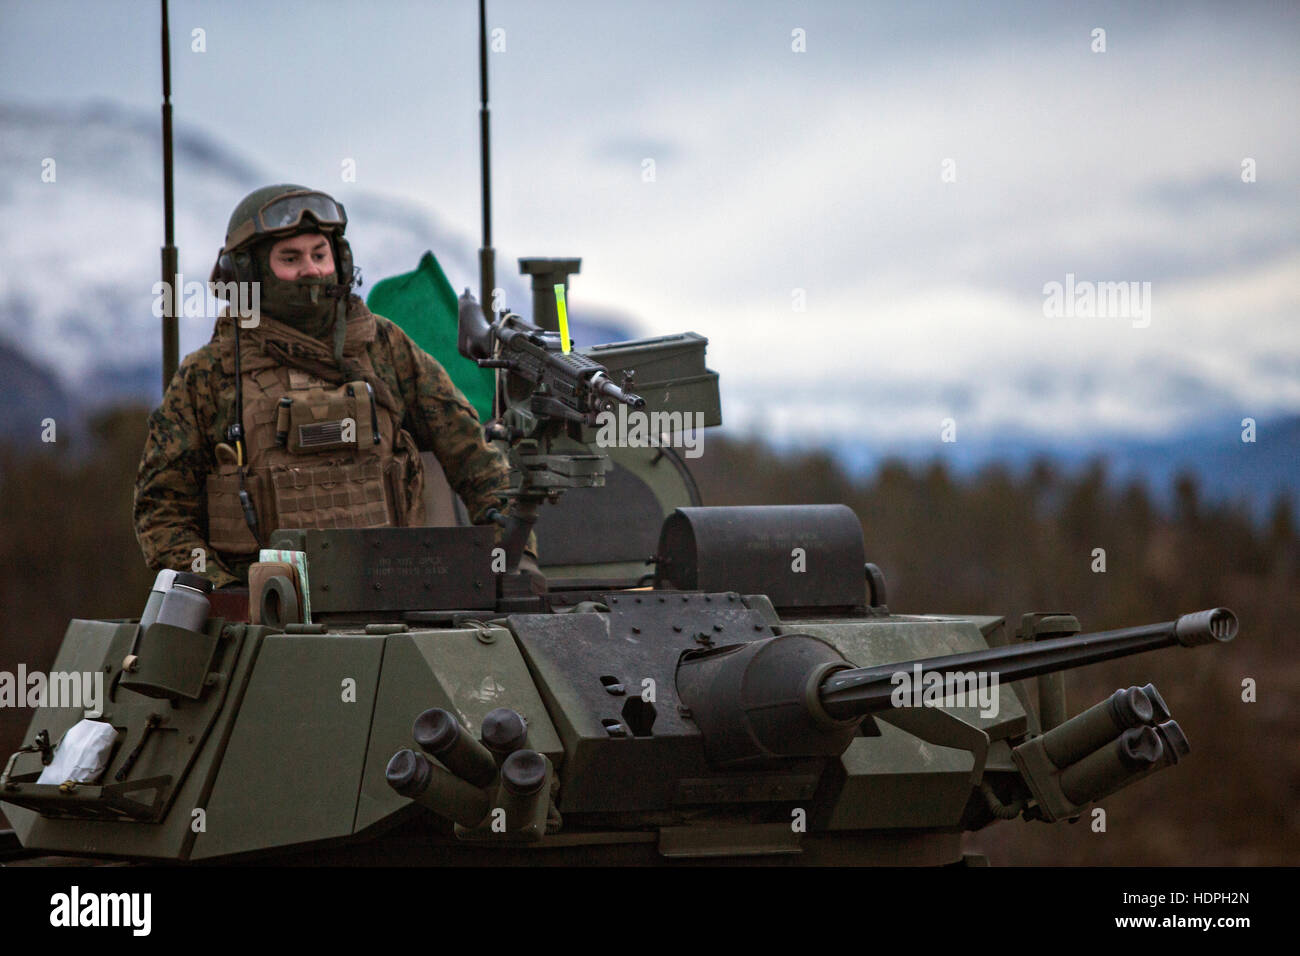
[580,332,722,426]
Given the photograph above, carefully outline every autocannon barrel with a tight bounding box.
[674,609,1236,769]
[817,608,1238,722]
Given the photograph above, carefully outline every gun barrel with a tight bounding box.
[589,371,645,409]
[817,608,1237,721]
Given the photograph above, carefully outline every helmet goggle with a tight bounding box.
[224,190,347,251]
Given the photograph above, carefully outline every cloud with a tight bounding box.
[590,136,683,166]
[2,0,1296,445]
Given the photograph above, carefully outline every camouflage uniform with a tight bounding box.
[134,294,513,588]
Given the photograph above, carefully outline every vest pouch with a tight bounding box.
[384,460,407,527]
[387,428,427,528]
[205,464,266,555]
[271,459,393,530]
[285,380,376,454]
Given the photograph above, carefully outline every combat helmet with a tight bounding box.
[209,184,355,287]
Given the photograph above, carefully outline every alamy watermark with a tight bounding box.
[890,664,1000,718]
[1042,273,1151,328]
[0,666,104,717]
[594,405,706,459]
[152,274,259,325]
[50,886,151,936]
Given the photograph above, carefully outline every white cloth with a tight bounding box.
[36,719,120,785]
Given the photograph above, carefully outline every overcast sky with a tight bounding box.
[2,0,1297,445]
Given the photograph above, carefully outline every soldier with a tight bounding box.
[134,183,530,590]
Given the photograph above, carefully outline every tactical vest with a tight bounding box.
[204,329,426,556]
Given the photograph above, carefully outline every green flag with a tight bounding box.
[366,251,496,421]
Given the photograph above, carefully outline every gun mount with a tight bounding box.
[458,288,648,566]
[457,287,719,571]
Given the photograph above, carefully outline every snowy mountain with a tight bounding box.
[0,100,631,434]
[1,101,1294,518]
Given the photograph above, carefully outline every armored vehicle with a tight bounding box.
[0,273,1239,865]
[0,2,1241,866]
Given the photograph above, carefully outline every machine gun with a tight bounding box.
[458,288,644,427]
[457,289,645,567]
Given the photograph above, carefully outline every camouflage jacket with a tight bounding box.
[134,295,513,588]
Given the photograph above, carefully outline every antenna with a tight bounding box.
[477,0,494,314]
[159,0,178,392]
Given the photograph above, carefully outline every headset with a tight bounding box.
[209,228,355,288]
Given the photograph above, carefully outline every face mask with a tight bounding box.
[256,238,342,338]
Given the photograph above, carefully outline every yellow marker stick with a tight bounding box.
[553,283,572,354]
